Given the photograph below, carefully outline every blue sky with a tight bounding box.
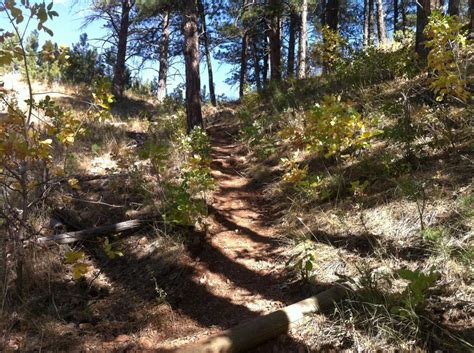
[0,0,238,99]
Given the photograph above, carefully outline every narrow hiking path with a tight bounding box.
[159,108,306,351]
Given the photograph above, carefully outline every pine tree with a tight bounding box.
[183,0,203,132]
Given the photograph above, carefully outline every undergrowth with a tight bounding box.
[237,11,473,352]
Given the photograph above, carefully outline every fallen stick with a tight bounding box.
[174,285,351,353]
[37,219,147,245]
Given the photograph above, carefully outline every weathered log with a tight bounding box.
[37,219,146,245]
[174,285,351,353]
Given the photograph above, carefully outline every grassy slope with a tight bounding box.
[237,74,473,351]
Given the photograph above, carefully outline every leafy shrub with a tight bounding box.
[333,37,420,85]
[395,268,439,317]
[303,95,380,158]
[0,1,115,291]
[286,236,318,281]
[312,26,347,73]
[425,11,472,103]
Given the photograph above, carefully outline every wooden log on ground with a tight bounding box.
[37,219,147,246]
[174,285,351,353]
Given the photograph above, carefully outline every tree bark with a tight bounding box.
[363,0,369,47]
[37,220,146,245]
[287,12,297,77]
[112,0,132,99]
[251,37,262,90]
[239,31,249,99]
[239,0,249,98]
[198,0,217,106]
[401,0,407,32]
[183,0,203,133]
[297,0,308,79]
[368,0,375,45]
[175,285,351,353]
[375,0,387,46]
[269,0,281,81]
[447,0,460,16]
[415,0,431,61]
[325,0,339,31]
[394,0,399,32]
[157,11,170,102]
[263,35,269,86]
[471,0,474,34]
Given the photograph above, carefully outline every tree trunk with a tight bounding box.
[368,0,375,45]
[157,11,170,102]
[175,285,351,353]
[251,37,262,90]
[239,31,249,99]
[363,0,369,47]
[401,0,407,32]
[269,0,281,81]
[183,0,203,133]
[198,0,217,106]
[263,36,269,86]
[112,0,132,99]
[471,0,474,34]
[287,12,297,77]
[394,0,399,32]
[325,0,339,31]
[415,0,431,61]
[375,0,387,46]
[447,0,460,16]
[297,0,308,79]
[37,219,147,245]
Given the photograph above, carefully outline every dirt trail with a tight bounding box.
[161,109,304,351]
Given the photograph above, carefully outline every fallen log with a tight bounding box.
[174,285,351,353]
[37,219,147,246]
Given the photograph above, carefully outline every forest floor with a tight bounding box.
[1,106,312,352]
[1,93,472,352]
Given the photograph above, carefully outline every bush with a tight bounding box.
[303,95,380,158]
[333,37,420,85]
[425,11,472,103]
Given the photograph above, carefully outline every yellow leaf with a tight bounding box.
[39,138,52,146]
[72,263,89,279]
[65,250,85,264]
[67,178,80,190]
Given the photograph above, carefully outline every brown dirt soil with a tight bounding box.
[153,109,310,351]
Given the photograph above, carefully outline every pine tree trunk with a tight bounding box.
[415,0,431,61]
[269,0,281,81]
[183,0,203,133]
[198,0,217,106]
[401,0,407,32]
[262,35,270,87]
[368,0,375,45]
[263,35,269,86]
[375,0,387,46]
[157,11,170,102]
[239,31,249,99]
[394,0,399,32]
[112,0,131,99]
[297,0,308,79]
[448,0,460,16]
[471,0,474,34]
[251,38,262,90]
[325,0,339,31]
[363,0,369,47]
[287,12,297,77]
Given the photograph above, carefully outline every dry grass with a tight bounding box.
[237,74,474,351]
